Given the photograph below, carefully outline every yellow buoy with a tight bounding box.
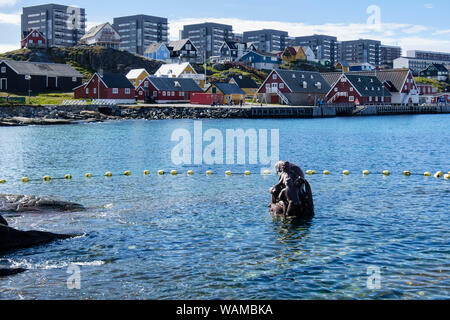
[225,171,232,176]
[444,174,450,180]
[170,170,178,175]
[206,170,213,175]
[65,174,72,180]
[105,172,113,177]
[424,172,431,177]
[43,175,51,181]
[85,173,92,178]
[143,170,150,175]
[363,170,370,175]
[22,177,29,183]
[244,171,251,175]
[306,170,313,175]
[382,170,390,176]
[158,170,165,175]
[434,171,443,178]
[124,171,131,176]
[187,170,194,175]
[403,171,411,176]
[323,170,330,175]
[342,170,350,175]
[263,170,271,175]
[0,179,6,184]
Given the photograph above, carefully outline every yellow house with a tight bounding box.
[206,82,246,105]
[335,61,350,73]
[154,62,206,88]
[229,75,260,99]
[281,46,307,64]
[126,69,150,87]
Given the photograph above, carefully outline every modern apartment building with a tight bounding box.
[380,45,402,67]
[293,35,339,65]
[243,29,289,53]
[181,23,233,59]
[21,4,86,47]
[113,15,168,55]
[407,50,450,63]
[340,39,381,66]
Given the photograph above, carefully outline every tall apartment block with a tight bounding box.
[21,4,86,47]
[243,29,288,53]
[181,23,233,59]
[340,39,381,66]
[293,34,339,65]
[113,15,168,55]
[380,45,402,67]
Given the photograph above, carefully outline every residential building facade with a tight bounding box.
[79,23,121,49]
[407,50,450,63]
[418,64,449,81]
[136,76,202,103]
[243,29,289,53]
[21,29,47,49]
[393,56,450,75]
[21,4,86,47]
[181,23,233,59]
[293,35,339,65]
[238,51,281,70]
[340,39,381,66]
[113,15,168,55]
[380,45,402,67]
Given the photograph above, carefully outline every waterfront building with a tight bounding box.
[154,62,205,88]
[418,64,449,82]
[293,35,339,65]
[243,29,289,53]
[79,23,121,49]
[205,82,246,105]
[340,39,381,66]
[135,76,202,103]
[21,29,47,49]
[113,15,168,55]
[257,69,330,106]
[229,75,259,99]
[325,74,392,104]
[181,23,233,59]
[144,43,171,61]
[0,59,82,92]
[21,3,86,47]
[380,45,402,68]
[74,72,135,103]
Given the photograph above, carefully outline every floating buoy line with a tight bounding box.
[0,169,449,184]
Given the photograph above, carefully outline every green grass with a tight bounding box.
[0,92,75,105]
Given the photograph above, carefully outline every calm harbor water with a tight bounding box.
[0,115,449,300]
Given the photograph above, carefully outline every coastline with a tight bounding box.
[0,103,449,126]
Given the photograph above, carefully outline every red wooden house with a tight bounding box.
[257,69,330,106]
[21,29,46,49]
[74,72,135,103]
[136,76,202,103]
[326,74,392,105]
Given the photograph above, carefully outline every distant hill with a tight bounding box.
[0,46,163,81]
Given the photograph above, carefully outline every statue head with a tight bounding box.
[275,161,290,174]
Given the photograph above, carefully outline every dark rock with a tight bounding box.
[0,194,85,213]
[0,268,27,277]
[0,215,8,226]
[0,224,73,253]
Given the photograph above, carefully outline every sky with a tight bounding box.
[0,0,449,54]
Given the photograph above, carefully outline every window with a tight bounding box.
[86,88,89,94]
[273,74,277,80]
[334,87,338,92]
[303,81,307,89]
[93,88,97,94]
[1,67,5,73]
[72,77,77,82]
[113,88,118,94]
[144,81,149,88]
[349,96,355,102]
[350,87,354,92]
[139,91,143,95]
[163,91,166,96]
[171,91,175,96]
[125,88,130,94]
[179,92,183,97]
[266,84,270,89]
[375,96,378,102]
[369,96,372,102]
[279,83,284,89]
[38,40,42,44]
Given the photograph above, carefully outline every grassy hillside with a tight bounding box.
[0,46,163,81]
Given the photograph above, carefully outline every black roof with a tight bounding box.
[230,75,259,89]
[99,72,134,88]
[211,82,245,95]
[275,70,330,93]
[345,74,392,97]
[146,77,202,92]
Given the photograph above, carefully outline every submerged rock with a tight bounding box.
[0,224,74,253]
[0,194,85,213]
[0,268,27,277]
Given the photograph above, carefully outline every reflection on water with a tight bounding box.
[0,115,449,299]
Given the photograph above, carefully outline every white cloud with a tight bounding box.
[0,12,20,25]
[0,43,19,53]
[433,29,450,35]
[424,3,433,9]
[0,0,19,7]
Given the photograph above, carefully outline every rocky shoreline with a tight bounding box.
[0,105,250,126]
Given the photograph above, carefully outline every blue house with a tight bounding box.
[144,43,171,61]
[238,51,280,70]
